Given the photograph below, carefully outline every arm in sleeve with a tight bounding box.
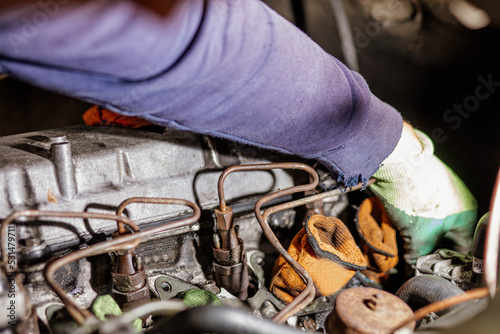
[0,0,403,186]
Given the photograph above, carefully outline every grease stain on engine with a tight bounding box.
[48,189,58,204]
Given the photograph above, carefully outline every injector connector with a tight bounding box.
[212,207,249,300]
[111,252,150,312]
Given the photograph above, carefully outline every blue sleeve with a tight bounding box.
[0,0,402,186]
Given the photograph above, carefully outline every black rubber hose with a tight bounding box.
[396,275,465,315]
[146,305,305,334]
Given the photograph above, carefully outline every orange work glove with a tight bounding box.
[83,105,154,128]
[270,214,367,303]
[356,197,399,282]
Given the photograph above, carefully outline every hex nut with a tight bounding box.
[112,283,150,306]
[112,269,146,291]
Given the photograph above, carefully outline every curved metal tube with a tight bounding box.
[0,210,140,268]
[219,163,372,323]
[115,197,193,235]
[259,179,374,323]
[217,163,319,323]
[0,210,140,325]
[217,162,318,213]
[263,178,375,218]
[42,199,200,325]
[244,163,319,323]
[41,199,200,326]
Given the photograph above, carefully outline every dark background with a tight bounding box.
[0,0,498,215]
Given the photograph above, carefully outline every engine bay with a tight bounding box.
[0,125,495,334]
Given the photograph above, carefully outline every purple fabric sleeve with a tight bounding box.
[0,0,403,186]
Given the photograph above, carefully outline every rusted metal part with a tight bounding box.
[215,208,234,233]
[326,287,415,334]
[0,211,139,325]
[212,206,249,299]
[113,266,147,292]
[213,257,249,300]
[218,163,372,323]
[217,163,373,323]
[31,199,199,326]
[115,197,188,236]
[0,211,142,326]
[112,252,151,311]
[217,162,318,213]
[198,280,220,294]
[260,179,375,324]
[0,210,140,270]
[216,162,320,323]
[113,197,201,310]
[304,171,325,218]
[302,317,317,332]
[252,163,319,324]
[114,252,137,277]
[112,282,150,309]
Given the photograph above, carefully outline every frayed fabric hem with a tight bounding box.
[313,155,376,190]
[336,173,371,190]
